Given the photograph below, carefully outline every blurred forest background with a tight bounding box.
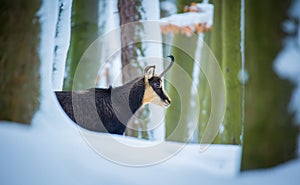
[0,0,299,172]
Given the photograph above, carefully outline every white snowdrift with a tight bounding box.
[0,116,299,185]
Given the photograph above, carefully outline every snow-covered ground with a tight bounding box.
[0,118,238,184]
[0,117,299,185]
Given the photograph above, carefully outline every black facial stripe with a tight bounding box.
[148,77,169,101]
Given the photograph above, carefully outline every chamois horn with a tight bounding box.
[159,55,174,77]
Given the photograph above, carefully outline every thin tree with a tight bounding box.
[118,0,148,137]
[64,0,100,90]
[207,0,243,144]
[52,0,72,91]
[118,0,145,83]
[165,0,198,142]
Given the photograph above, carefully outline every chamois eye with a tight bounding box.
[154,82,161,88]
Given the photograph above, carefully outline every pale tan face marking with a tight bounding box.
[142,77,170,107]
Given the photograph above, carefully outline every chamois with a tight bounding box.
[55,55,174,134]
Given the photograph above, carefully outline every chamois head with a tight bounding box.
[142,55,174,107]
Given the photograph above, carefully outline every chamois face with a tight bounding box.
[142,66,171,107]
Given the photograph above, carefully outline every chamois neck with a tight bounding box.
[129,78,145,113]
[112,77,145,114]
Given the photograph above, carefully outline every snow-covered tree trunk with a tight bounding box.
[142,0,165,140]
[242,0,298,170]
[52,0,72,91]
[0,1,41,124]
[63,0,99,90]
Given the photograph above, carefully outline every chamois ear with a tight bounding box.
[144,65,155,79]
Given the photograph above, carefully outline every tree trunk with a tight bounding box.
[198,0,243,145]
[165,0,199,142]
[52,0,72,91]
[242,0,297,170]
[198,0,222,143]
[0,1,41,124]
[165,36,197,142]
[220,0,242,145]
[197,32,212,142]
[63,0,99,90]
[118,0,145,83]
[118,0,147,137]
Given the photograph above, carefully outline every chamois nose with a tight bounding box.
[164,98,171,105]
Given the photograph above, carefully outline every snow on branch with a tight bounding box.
[160,3,214,37]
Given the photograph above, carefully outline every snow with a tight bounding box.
[1,120,300,185]
[160,3,214,31]
[160,0,177,16]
